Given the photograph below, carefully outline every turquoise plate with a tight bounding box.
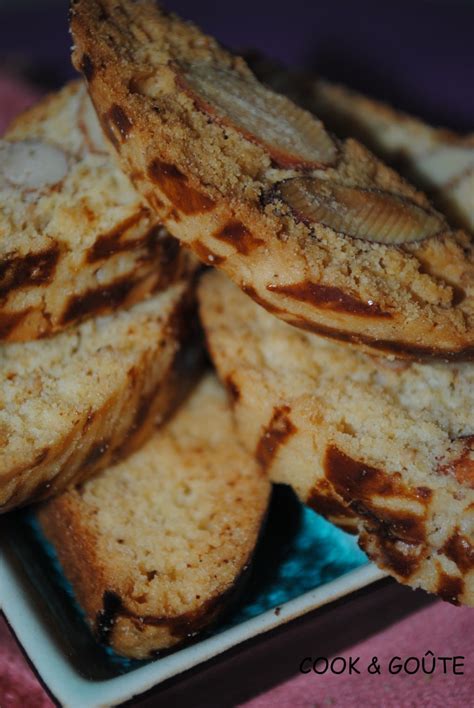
[0,485,384,706]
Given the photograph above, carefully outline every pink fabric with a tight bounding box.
[0,76,52,707]
[0,617,52,708]
[242,600,473,708]
[0,75,41,136]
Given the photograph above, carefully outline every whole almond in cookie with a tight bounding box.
[277,177,445,244]
[0,139,68,191]
[177,62,338,169]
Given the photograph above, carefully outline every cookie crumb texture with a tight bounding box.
[0,81,194,341]
[71,0,473,360]
[38,375,270,659]
[199,272,474,605]
[0,281,197,512]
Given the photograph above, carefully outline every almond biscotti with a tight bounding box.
[0,280,200,513]
[199,271,474,605]
[38,374,270,659]
[309,81,474,234]
[71,0,473,361]
[0,80,194,341]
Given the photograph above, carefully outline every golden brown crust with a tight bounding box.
[38,375,270,658]
[70,0,474,361]
[0,281,202,512]
[199,271,474,605]
[0,81,196,341]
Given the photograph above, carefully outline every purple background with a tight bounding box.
[0,0,473,130]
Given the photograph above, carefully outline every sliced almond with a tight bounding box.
[0,139,68,193]
[278,177,445,244]
[177,62,338,169]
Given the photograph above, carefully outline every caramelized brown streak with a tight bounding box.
[80,52,95,81]
[285,315,474,362]
[95,562,250,652]
[360,533,422,579]
[87,209,151,261]
[436,571,464,605]
[82,439,110,468]
[256,406,296,471]
[106,104,133,142]
[267,281,391,318]
[225,375,240,403]
[325,446,431,577]
[0,247,60,297]
[241,285,472,361]
[61,277,136,324]
[214,221,264,255]
[148,160,215,215]
[0,310,29,339]
[442,530,474,573]
[241,284,284,314]
[307,480,356,521]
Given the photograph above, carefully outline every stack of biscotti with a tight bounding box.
[69,0,473,610]
[2,74,271,658]
[0,80,199,511]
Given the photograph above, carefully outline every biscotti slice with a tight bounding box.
[0,280,200,513]
[71,0,473,361]
[0,80,194,341]
[37,374,270,659]
[199,271,474,606]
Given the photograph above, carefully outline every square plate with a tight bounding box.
[0,486,385,708]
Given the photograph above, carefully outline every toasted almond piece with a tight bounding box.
[0,139,69,193]
[279,177,445,244]
[177,62,338,169]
